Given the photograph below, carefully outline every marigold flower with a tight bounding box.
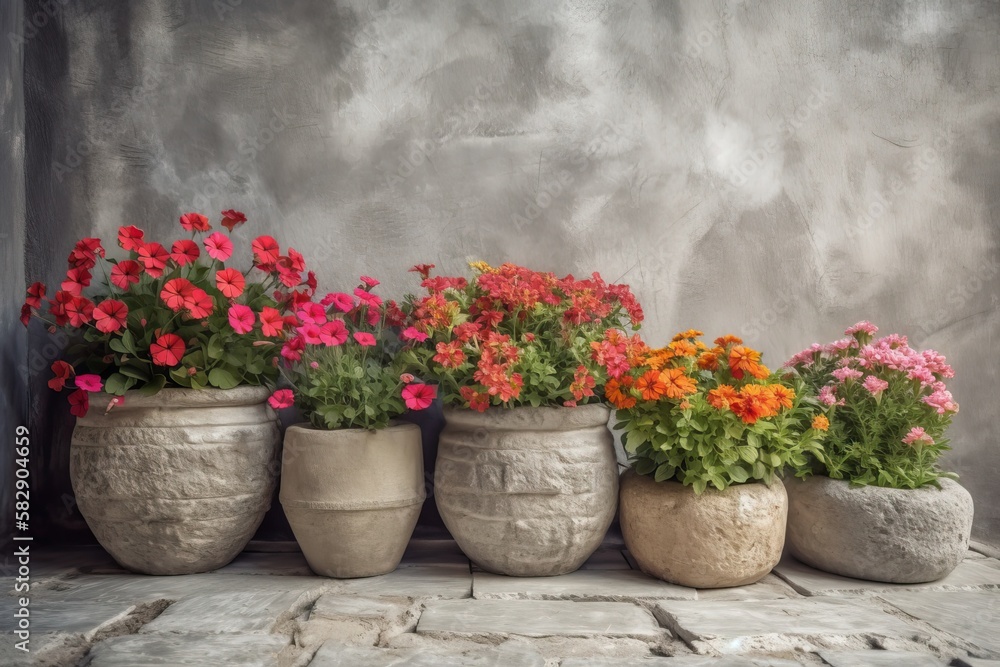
[228,304,255,335]
[634,369,666,401]
[402,383,437,410]
[179,212,211,232]
[697,351,719,371]
[110,260,142,289]
[811,414,830,431]
[715,334,744,347]
[605,376,637,409]
[729,345,764,380]
[768,383,795,410]
[220,209,247,232]
[94,299,128,333]
[707,384,739,410]
[660,367,698,399]
[672,329,703,341]
[668,339,698,358]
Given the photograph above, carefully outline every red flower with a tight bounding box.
[260,306,284,337]
[353,331,376,347]
[402,383,437,411]
[354,288,383,308]
[321,292,354,312]
[433,341,465,368]
[215,268,245,299]
[204,232,233,261]
[20,303,32,326]
[276,258,301,288]
[183,288,214,319]
[267,388,294,409]
[137,242,169,278]
[66,296,95,327]
[320,320,348,346]
[68,389,90,418]
[251,235,280,266]
[48,290,74,326]
[281,335,305,363]
[25,282,46,308]
[360,275,380,288]
[179,212,211,232]
[287,248,306,272]
[401,326,428,342]
[459,386,490,412]
[61,267,92,296]
[409,264,435,279]
[93,299,128,333]
[118,225,145,251]
[110,260,142,289]
[170,239,200,266]
[228,304,255,334]
[297,302,327,325]
[48,360,74,391]
[74,374,103,392]
[220,209,247,232]
[161,278,195,312]
[150,333,185,366]
[68,238,105,270]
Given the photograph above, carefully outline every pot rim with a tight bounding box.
[623,467,785,493]
[442,402,611,429]
[79,386,272,413]
[792,474,963,494]
[285,420,420,435]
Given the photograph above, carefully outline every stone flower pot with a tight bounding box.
[785,475,974,583]
[435,404,618,576]
[280,422,425,578]
[70,387,280,575]
[620,469,787,588]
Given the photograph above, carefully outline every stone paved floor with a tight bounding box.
[3,540,1000,666]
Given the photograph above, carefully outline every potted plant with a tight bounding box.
[783,321,972,583]
[606,331,827,588]
[401,261,644,576]
[21,210,309,575]
[276,276,433,578]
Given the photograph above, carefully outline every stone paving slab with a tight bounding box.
[312,595,405,620]
[0,598,135,637]
[139,589,314,634]
[212,551,315,576]
[330,565,472,599]
[775,557,1000,596]
[879,590,1000,653]
[308,642,546,666]
[654,597,921,654]
[695,574,800,601]
[817,649,947,666]
[473,569,696,601]
[86,633,289,666]
[561,658,801,666]
[955,659,1000,667]
[417,599,664,638]
[47,573,328,603]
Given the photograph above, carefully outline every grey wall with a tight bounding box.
[22,0,1000,544]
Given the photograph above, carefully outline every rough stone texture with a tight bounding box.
[329,565,472,599]
[818,650,947,666]
[70,387,280,575]
[473,569,696,601]
[695,574,800,601]
[0,599,136,636]
[214,551,314,576]
[309,642,546,666]
[561,659,800,666]
[48,573,327,604]
[956,660,1000,667]
[86,633,289,666]
[280,423,425,578]
[654,597,921,654]
[139,589,315,634]
[620,470,787,588]
[417,599,663,638]
[312,596,406,621]
[879,590,1000,653]
[775,556,1000,596]
[786,476,975,583]
[435,405,619,576]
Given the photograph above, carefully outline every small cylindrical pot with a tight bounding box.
[620,469,787,588]
[435,404,618,577]
[785,476,974,583]
[70,387,280,575]
[280,422,425,578]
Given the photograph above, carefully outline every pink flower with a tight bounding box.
[297,302,327,325]
[204,232,234,261]
[902,426,934,446]
[310,361,319,369]
[831,367,863,383]
[845,321,879,337]
[923,389,959,415]
[321,292,354,312]
[179,212,211,232]
[74,374,103,393]
[353,331,376,347]
[320,320,348,346]
[402,383,437,411]
[360,276,380,288]
[228,304,255,334]
[862,375,889,396]
[298,324,324,345]
[818,385,839,406]
[281,336,305,363]
[401,326,428,342]
[399,373,415,383]
[354,288,383,308]
[268,389,295,409]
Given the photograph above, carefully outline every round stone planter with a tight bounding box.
[280,422,425,578]
[70,387,280,575]
[435,404,618,577]
[785,476,974,583]
[620,469,787,588]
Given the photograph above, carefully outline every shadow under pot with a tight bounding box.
[785,475,974,583]
[619,469,787,588]
[279,422,425,578]
[434,404,619,577]
[70,387,281,575]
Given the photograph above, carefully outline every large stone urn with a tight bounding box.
[785,476,974,583]
[280,422,425,578]
[70,387,280,575]
[620,469,787,588]
[435,404,618,576]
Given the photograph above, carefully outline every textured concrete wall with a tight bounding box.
[22,0,1000,544]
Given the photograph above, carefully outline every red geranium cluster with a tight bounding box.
[22,210,310,416]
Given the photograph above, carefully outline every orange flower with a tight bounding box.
[742,384,779,417]
[636,369,667,401]
[645,348,674,371]
[668,339,698,358]
[769,384,795,410]
[697,351,719,371]
[729,345,763,380]
[707,384,739,410]
[659,367,697,399]
[812,414,830,431]
[672,329,703,341]
[715,334,744,347]
[605,376,636,409]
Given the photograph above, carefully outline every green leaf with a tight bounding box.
[207,334,224,360]
[727,465,750,483]
[105,372,129,395]
[121,329,137,354]
[119,365,150,381]
[654,464,675,483]
[737,445,758,463]
[208,367,240,390]
[634,458,655,476]
[746,431,760,449]
[109,338,128,354]
[138,374,167,396]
